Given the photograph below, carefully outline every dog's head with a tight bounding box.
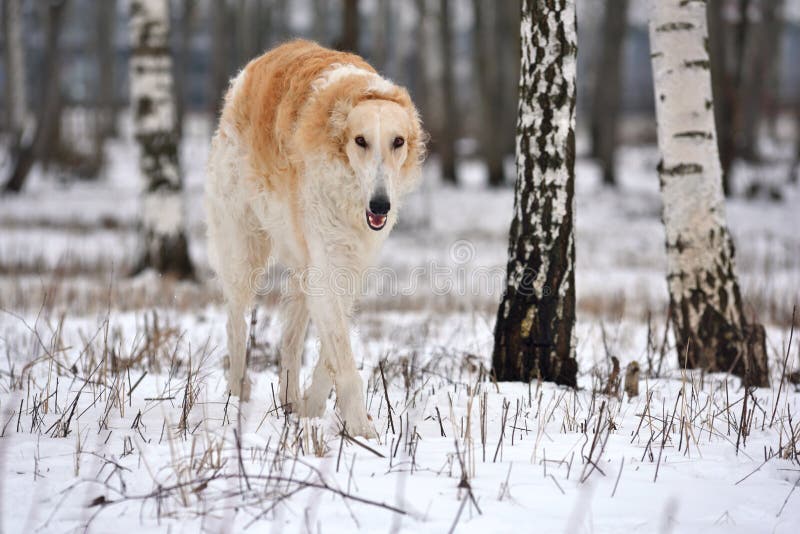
[336,99,423,230]
[310,76,426,231]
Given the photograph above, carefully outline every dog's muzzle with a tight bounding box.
[366,194,390,231]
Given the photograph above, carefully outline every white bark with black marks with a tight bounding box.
[129,0,194,278]
[493,0,578,386]
[649,0,768,386]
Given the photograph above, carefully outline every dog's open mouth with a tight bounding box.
[366,210,387,231]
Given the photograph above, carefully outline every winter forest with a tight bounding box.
[1,0,799,532]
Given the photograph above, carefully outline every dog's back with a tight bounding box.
[217,40,376,192]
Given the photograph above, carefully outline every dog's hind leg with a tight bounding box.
[207,204,267,400]
[277,280,308,413]
[225,295,252,399]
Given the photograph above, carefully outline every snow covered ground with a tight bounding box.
[1,121,799,532]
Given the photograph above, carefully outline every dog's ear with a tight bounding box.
[329,98,354,148]
[402,106,428,177]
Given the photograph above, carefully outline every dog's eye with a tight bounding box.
[392,136,405,149]
[355,136,367,148]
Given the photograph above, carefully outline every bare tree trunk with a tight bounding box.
[129,0,194,279]
[413,0,431,127]
[497,0,520,165]
[274,0,288,44]
[738,0,783,161]
[258,0,273,50]
[649,0,768,387]
[493,0,578,386]
[707,0,733,195]
[312,0,327,44]
[95,0,117,146]
[3,0,28,154]
[589,0,629,187]
[236,0,259,66]
[708,0,753,196]
[3,0,68,195]
[791,102,800,184]
[208,0,232,119]
[337,0,359,53]
[175,0,196,137]
[438,0,457,184]
[472,0,504,187]
[372,0,388,71]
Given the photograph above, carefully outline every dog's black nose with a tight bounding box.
[369,195,391,215]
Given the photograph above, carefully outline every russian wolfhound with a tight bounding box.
[205,40,425,437]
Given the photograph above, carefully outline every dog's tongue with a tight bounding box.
[367,211,387,230]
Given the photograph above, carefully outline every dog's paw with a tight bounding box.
[298,392,327,419]
[228,376,252,401]
[278,386,302,415]
[341,407,376,439]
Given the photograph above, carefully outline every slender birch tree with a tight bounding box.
[649,0,769,386]
[129,0,194,278]
[493,0,578,386]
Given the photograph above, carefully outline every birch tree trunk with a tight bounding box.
[3,0,28,154]
[589,0,629,186]
[492,0,578,386]
[129,0,194,278]
[649,0,769,387]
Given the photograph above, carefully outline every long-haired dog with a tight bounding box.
[205,40,425,437]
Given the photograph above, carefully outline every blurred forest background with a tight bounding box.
[1,0,799,195]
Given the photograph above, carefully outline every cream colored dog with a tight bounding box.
[205,40,425,437]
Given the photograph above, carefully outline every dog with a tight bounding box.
[205,40,425,437]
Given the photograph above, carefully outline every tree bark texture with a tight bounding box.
[649,0,769,387]
[492,0,578,386]
[129,0,194,279]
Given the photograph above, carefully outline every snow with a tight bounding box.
[1,309,798,532]
[1,117,799,532]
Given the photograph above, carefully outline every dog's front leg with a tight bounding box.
[277,279,308,413]
[304,265,374,438]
